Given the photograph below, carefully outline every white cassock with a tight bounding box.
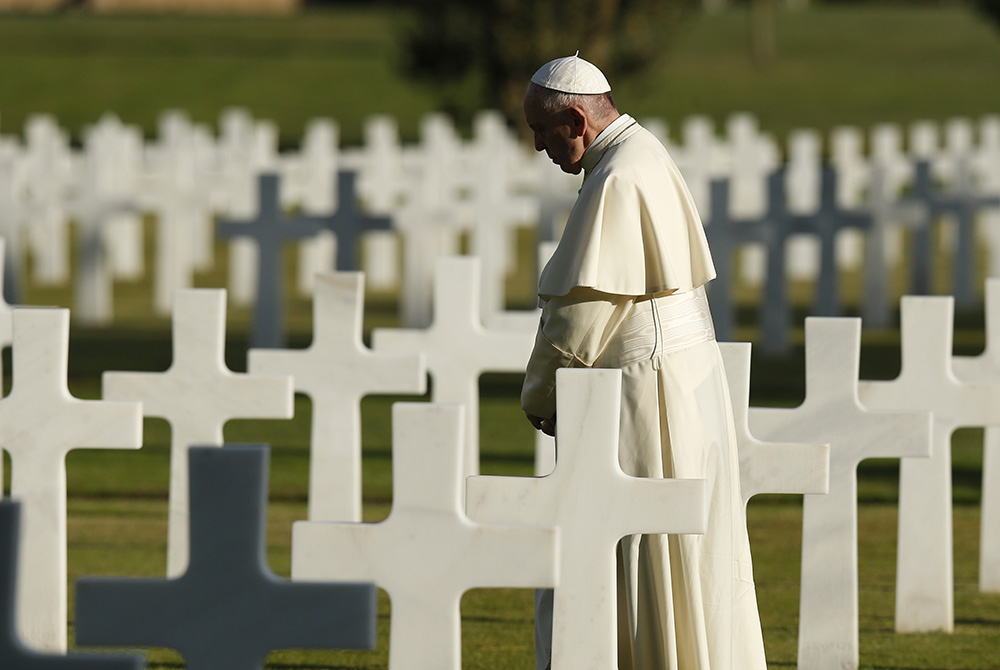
[522,115,767,669]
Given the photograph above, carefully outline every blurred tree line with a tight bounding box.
[395,0,697,125]
[392,0,1000,127]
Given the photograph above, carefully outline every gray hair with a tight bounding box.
[528,83,618,120]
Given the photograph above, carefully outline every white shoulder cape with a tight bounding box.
[537,120,716,299]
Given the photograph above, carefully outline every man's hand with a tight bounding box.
[525,411,556,437]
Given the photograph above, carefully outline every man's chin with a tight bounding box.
[560,163,583,175]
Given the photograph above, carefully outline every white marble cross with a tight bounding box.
[103,289,293,577]
[751,317,932,669]
[0,308,142,653]
[717,342,829,507]
[859,296,1000,633]
[249,272,426,522]
[372,256,532,476]
[292,402,557,670]
[952,278,1000,592]
[467,368,707,670]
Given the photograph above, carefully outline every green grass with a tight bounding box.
[0,5,998,145]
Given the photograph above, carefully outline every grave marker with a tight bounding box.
[372,256,531,476]
[77,445,376,670]
[103,289,293,577]
[466,368,707,670]
[0,501,145,670]
[0,308,142,652]
[311,170,393,273]
[293,403,556,670]
[953,279,1000,592]
[907,161,1000,306]
[859,297,1000,632]
[217,173,323,348]
[249,272,426,522]
[717,342,829,506]
[751,318,931,669]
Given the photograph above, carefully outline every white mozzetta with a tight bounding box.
[292,402,557,670]
[751,318,932,669]
[102,289,293,577]
[1,308,141,652]
[466,368,707,670]
[860,296,1000,632]
[249,272,426,522]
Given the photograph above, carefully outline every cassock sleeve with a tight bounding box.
[520,287,635,419]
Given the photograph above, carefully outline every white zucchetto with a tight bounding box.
[530,52,611,95]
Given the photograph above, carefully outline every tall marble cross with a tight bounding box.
[751,317,932,669]
[717,342,829,506]
[467,368,707,670]
[859,296,1000,633]
[0,501,145,670]
[0,308,142,652]
[249,272,426,522]
[907,160,1000,306]
[77,445,377,670]
[952,278,1000,592]
[292,403,557,670]
[217,173,323,348]
[102,289,293,578]
[372,256,532,477]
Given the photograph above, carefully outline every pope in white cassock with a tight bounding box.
[520,55,768,669]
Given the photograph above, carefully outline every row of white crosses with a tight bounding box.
[3,110,999,345]
[1,252,999,668]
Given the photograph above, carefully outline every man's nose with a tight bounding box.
[533,132,546,152]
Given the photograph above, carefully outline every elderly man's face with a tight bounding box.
[523,89,587,175]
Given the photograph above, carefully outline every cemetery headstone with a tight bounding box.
[466,368,707,670]
[750,318,931,669]
[217,173,323,349]
[248,272,426,522]
[372,256,532,477]
[103,289,293,578]
[0,308,142,652]
[953,282,1000,593]
[76,445,377,670]
[858,296,1000,633]
[292,403,557,670]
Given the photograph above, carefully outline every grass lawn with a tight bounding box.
[0,2,998,667]
[0,4,998,146]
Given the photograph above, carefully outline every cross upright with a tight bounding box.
[466,368,707,670]
[292,402,557,670]
[906,160,1000,306]
[0,308,142,653]
[372,256,532,477]
[704,177,769,342]
[952,278,1000,592]
[859,296,1000,633]
[717,342,829,507]
[249,272,426,522]
[103,289,293,578]
[76,445,377,670]
[757,168,797,355]
[217,172,323,348]
[799,165,873,317]
[750,317,932,670]
[0,501,145,670]
[310,170,393,272]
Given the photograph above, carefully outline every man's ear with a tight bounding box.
[566,106,588,139]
